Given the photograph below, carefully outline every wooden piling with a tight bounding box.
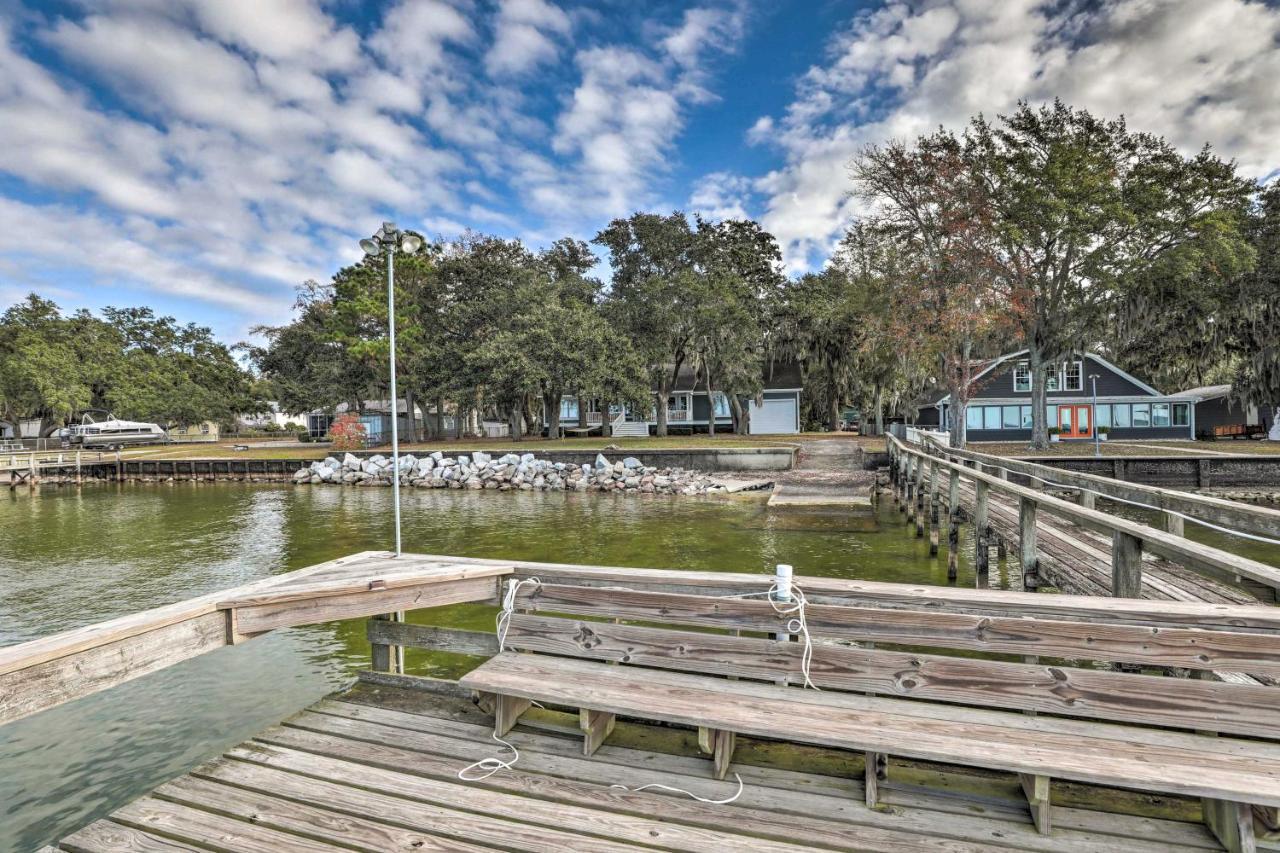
[947,471,960,580]
[1112,531,1144,598]
[974,480,990,577]
[1019,497,1038,590]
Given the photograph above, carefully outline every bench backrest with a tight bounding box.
[492,582,1280,741]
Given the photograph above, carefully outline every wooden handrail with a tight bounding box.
[887,433,1280,593]
[916,432,1280,541]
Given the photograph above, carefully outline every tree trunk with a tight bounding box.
[704,370,716,438]
[602,399,614,438]
[873,385,884,436]
[545,391,562,440]
[435,396,445,440]
[508,404,521,442]
[575,389,587,430]
[828,394,841,432]
[455,400,465,440]
[729,395,745,434]
[404,388,417,443]
[655,378,669,437]
[1029,348,1049,449]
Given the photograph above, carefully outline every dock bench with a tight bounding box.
[457,581,1280,852]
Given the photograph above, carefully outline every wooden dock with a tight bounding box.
[888,431,1280,606]
[9,550,1280,852]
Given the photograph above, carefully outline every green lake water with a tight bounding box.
[3,481,1276,850]
[0,481,989,850]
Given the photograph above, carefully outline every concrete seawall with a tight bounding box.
[348,446,798,472]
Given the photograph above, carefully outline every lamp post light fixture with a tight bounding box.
[360,222,422,558]
[1090,374,1101,458]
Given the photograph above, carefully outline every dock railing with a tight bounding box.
[888,432,1280,597]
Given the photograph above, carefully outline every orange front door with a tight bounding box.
[1057,405,1092,438]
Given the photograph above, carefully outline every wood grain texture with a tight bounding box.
[109,795,349,853]
[216,558,511,608]
[460,653,1280,807]
[231,576,498,634]
[366,620,499,656]
[1203,798,1256,853]
[57,821,206,852]
[501,614,1280,738]
[0,612,227,726]
[511,585,1280,676]
[1021,774,1051,835]
[154,771,505,853]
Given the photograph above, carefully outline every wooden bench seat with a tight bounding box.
[461,652,1280,847]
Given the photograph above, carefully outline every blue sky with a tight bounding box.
[1,0,1278,344]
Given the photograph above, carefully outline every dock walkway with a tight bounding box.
[47,683,1227,853]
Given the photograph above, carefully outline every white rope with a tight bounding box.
[610,772,745,804]
[458,733,521,781]
[496,576,541,651]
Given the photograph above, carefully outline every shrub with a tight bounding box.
[1047,426,1061,436]
[297,431,312,443]
[328,413,367,450]
[1097,425,1110,435]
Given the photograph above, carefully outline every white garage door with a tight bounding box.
[749,396,798,434]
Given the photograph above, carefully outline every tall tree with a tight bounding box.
[967,100,1253,447]
[594,212,700,436]
[1224,183,1280,419]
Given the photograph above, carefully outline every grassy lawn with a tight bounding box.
[121,432,881,461]
[973,439,1280,457]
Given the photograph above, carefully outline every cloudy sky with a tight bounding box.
[1,0,1278,343]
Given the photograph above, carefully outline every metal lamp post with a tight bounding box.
[1090,374,1101,458]
[360,222,423,557]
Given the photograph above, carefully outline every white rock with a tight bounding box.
[595,453,609,470]
[623,457,642,469]
[430,451,444,461]
[473,451,491,466]
[343,453,361,470]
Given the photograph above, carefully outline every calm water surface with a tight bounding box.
[7,479,1215,850]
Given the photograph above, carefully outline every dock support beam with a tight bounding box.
[1020,774,1052,835]
[865,752,887,808]
[1112,531,1144,598]
[928,460,940,555]
[974,480,990,578]
[699,727,737,780]
[580,708,615,756]
[1019,498,1038,590]
[1203,799,1255,853]
[947,471,960,580]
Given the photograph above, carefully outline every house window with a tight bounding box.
[1013,363,1031,393]
[1112,404,1131,428]
[1062,361,1083,392]
[1132,403,1151,427]
[667,395,690,421]
[1152,403,1171,427]
[1002,406,1021,429]
[560,398,578,420]
[1047,407,1058,428]
[966,407,982,431]
[1172,403,1190,426]
[200,423,210,435]
[1020,406,1032,428]
[983,407,1001,430]
[712,393,731,418]
[1096,405,1111,428]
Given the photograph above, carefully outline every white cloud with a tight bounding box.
[486,0,572,77]
[688,171,751,221]
[753,0,1280,273]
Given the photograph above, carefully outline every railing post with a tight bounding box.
[947,470,960,581]
[1078,489,1095,510]
[914,459,925,537]
[903,455,914,518]
[1019,497,1038,590]
[928,460,940,555]
[974,480,990,577]
[1164,511,1184,537]
[1112,532,1144,598]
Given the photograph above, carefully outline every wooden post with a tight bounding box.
[493,694,531,737]
[1112,531,1144,598]
[1078,489,1095,510]
[947,471,960,580]
[75,450,82,485]
[1164,511,1185,537]
[1020,774,1052,835]
[580,708,615,756]
[370,614,393,672]
[865,752,887,808]
[974,481,990,576]
[28,454,37,491]
[1203,798,1255,853]
[712,729,736,780]
[902,456,913,517]
[1019,497,1038,590]
[914,460,925,537]
[928,461,940,555]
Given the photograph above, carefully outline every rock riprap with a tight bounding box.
[292,451,723,495]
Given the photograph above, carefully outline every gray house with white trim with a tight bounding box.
[918,350,1197,441]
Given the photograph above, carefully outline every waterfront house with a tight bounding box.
[168,421,221,443]
[556,363,803,436]
[1178,384,1276,440]
[305,400,426,442]
[918,350,1197,441]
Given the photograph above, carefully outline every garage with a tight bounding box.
[749,394,799,434]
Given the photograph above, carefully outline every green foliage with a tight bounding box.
[0,295,256,434]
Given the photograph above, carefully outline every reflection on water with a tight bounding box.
[2,482,973,849]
